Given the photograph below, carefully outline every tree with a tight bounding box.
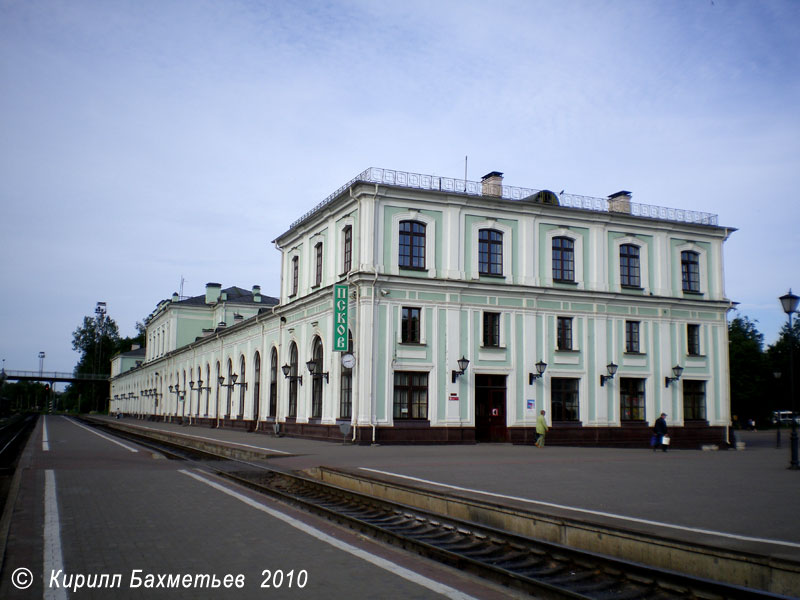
[766,318,800,417]
[728,314,770,425]
[62,305,122,413]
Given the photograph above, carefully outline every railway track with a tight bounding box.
[86,418,794,600]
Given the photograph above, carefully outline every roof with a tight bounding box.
[175,286,278,307]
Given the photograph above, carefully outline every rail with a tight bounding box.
[1,370,109,381]
[289,167,719,230]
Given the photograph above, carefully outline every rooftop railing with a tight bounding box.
[289,167,719,229]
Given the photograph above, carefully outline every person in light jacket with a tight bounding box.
[535,410,549,448]
[653,413,668,452]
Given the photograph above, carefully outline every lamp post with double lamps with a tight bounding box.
[779,290,799,470]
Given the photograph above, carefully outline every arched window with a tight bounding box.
[238,355,246,418]
[196,366,202,416]
[311,337,324,419]
[215,361,221,419]
[553,237,575,282]
[269,348,278,418]
[399,220,426,269]
[205,364,211,416]
[342,225,352,274]
[253,352,261,422]
[478,229,503,275]
[226,359,233,418]
[288,342,299,417]
[181,371,186,417]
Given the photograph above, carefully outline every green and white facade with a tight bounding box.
[110,168,735,447]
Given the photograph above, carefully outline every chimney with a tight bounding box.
[481,171,504,197]
[252,285,262,303]
[205,282,222,304]
[171,292,179,303]
[608,191,632,214]
[234,313,244,321]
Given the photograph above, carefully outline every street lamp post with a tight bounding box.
[774,371,782,448]
[779,290,799,470]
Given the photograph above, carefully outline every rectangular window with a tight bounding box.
[393,371,428,419]
[399,220,426,269]
[340,371,352,419]
[687,324,701,356]
[683,380,706,420]
[681,251,700,292]
[551,378,579,422]
[478,229,503,275]
[342,225,352,274]
[620,244,641,288]
[314,242,323,287]
[483,312,501,347]
[291,256,299,296]
[553,237,575,282]
[557,317,573,351]
[401,307,421,343]
[620,377,646,421]
[625,321,640,353]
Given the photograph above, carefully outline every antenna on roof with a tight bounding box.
[464,155,468,182]
[179,276,185,300]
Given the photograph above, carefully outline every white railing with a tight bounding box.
[289,167,719,229]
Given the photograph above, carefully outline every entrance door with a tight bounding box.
[475,374,508,442]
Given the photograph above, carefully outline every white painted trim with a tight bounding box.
[358,468,800,550]
[44,470,67,600]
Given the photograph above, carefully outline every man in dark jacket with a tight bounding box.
[654,413,668,452]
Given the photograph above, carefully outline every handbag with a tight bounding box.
[662,434,671,446]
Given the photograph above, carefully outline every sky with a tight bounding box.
[1,0,798,379]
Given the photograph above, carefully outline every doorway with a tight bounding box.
[475,374,508,442]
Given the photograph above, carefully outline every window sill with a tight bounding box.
[682,290,703,296]
[553,279,578,285]
[686,353,706,358]
[392,419,430,427]
[555,348,579,353]
[481,345,506,350]
[400,341,426,347]
[621,285,644,291]
[399,266,428,272]
[624,351,646,356]
[479,273,505,279]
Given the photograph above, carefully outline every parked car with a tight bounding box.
[772,411,800,425]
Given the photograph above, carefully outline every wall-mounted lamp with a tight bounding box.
[451,356,470,384]
[306,359,329,383]
[529,360,547,385]
[281,364,303,385]
[218,374,243,389]
[664,364,684,388]
[600,362,618,387]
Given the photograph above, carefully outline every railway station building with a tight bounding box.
[110,167,735,447]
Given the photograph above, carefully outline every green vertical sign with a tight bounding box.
[333,284,349,351]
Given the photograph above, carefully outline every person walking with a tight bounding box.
[653,412,669,452]
[535,410,549,448]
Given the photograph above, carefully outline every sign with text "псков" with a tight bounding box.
[333,284,348,351]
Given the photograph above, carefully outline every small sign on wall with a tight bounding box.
[526,399,536,413]
[449,393,459,402]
